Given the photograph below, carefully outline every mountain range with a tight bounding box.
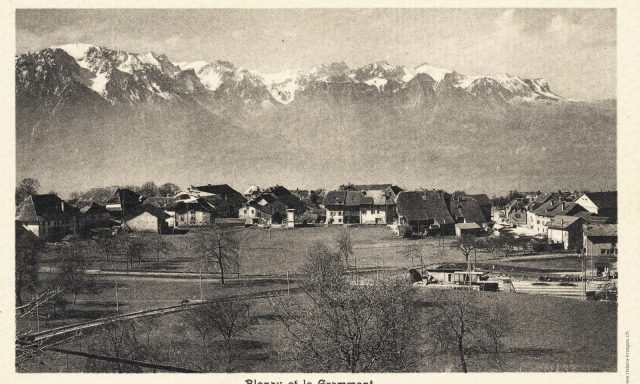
[15,42,616,196]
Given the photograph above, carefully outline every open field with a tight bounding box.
[38,226,584,278]
[19,226,613,373]
[22,290,616,373]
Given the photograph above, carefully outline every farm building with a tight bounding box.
[75,187,142,219]
[122,205,171,233]
[546,215,585,251]
[449,196,488,226]
[191,184,247,217]
[463,193,493,222]
[395,190,455,235]
[16,194,80,238]
[454,222,482,237]
[583,224,617,257]
[574,191,617,222]
[173,199,218,227]
[74,201,111,229]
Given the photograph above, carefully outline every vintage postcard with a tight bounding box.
[3,1,639,383]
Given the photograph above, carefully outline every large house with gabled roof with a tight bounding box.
[16,194,80,237]
[395,190,455,235]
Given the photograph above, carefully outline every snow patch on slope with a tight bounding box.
[364,77,388,91]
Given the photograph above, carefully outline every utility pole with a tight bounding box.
[582,249,587,300]
[115,276,119,313]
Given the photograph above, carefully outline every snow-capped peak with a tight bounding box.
[413,63,453,83]
[52,42,100,61]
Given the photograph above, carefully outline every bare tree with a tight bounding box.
[118,235,147,272]
[158,182,181,197]
[452,234,477,289]
[336,228,354,268]
[95,230,116,260]
[16,177,40,206]
[427,289,513,372]
[273,276,420,372]
[138,181,160,198]
[55,241,96,305]
[300,241,346,290]
[15,226,43,309]
[148,234,176,262]
[83,320,148,373]
[193,225,240,285]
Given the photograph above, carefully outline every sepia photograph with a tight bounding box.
[9,4,628,377]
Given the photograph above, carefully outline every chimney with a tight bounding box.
[61,201,64,212]
[561,202,565,211]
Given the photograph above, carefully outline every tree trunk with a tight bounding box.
[458,338,468,373]
[220,262,225,285]
[73,292,77,305]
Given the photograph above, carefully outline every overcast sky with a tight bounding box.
[16,8,615,100]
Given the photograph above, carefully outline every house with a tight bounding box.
[263,185,305,213]
[122,205,171,233]
[142,197,177,227]
[574,191,617,222]
[172,199,219,227]
[172,189,233,218]
[583,224,617,257]
[74,201,111,229]
[336,184,402,225]
[16,194,80,238]
[395,190,455,235]
[449,197,488,226]
[324,190,369,225]
[463,194,493,222]
[192,184,247,216]
[240,194,286,225]
[525,192,556,228]
[529,199,586,235]
[505,198,528,226]
[546,215,586,251]
[76,187,142,219]
[455,222,482,237]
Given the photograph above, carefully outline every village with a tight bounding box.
[14,179,618,372]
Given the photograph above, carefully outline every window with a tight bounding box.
[601,249,607,255]
[338,218,342,223]
[243,209,247,214]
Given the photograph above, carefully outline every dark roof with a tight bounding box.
[455,222,481,230]
[583,224,617,237]
[263,185,302,209]
[193,184,246,206]
[16,194,79,222]
[122,204,171,221]
[351,184,393,191]
[324,190,371,207]
[534,201,585,217]
[77,187,141,207]
[582,191,617,210]
[396,190,455,224]
[546,215,584,229]
[74,201,109,214]
[450,198,487,223]
[573,211,611,224]
[172,198,217,213]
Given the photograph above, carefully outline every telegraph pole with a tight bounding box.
[115,276,119,313]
